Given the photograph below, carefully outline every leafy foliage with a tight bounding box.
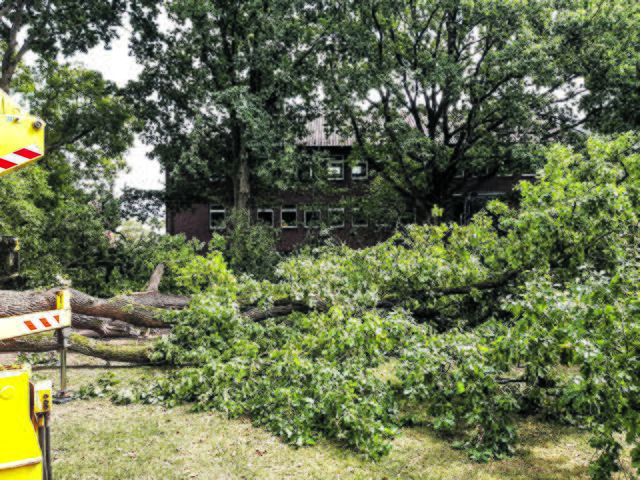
[78,372,121,400]
[321,0,640,218]
[0,0,127,91]
[129,0,336,210]
[0,60,137,292]
[211,208,282,282]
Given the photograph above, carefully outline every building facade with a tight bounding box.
[166,118,533,251]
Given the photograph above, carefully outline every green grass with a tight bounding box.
[25,354,604,480]
[51,402,594,480]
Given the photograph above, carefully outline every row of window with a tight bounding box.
[210,205,378,230]
[326,158,368,181]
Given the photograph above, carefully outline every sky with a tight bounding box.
[70,29,164,194]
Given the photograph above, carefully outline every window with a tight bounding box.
[328,155,344,180]
[304,207,321,228]
[210,205,226,230]
[257,209,274,227]
[328,208,345,228]
[281,205,297,228]
[352,208,368,228]
[351,161,368,180]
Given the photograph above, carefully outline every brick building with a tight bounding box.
[166,118,532,251]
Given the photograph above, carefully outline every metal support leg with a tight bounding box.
[53,328,73,404]
[59,348,67,393]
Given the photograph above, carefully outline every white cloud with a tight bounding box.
[70,27,163,195]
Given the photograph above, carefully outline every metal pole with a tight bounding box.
[59,347,67,393]
[53,327,72,403]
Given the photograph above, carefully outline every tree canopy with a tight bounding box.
[0,0,127,91]
[129,0,338,211]
[321,0,640,219]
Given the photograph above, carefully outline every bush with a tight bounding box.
[214,208,282,281]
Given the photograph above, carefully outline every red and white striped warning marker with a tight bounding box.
[0,308,71,341]
[23,312,62,332]
[0,144,42,173]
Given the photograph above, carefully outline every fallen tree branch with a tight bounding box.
[242,299,330,322]
[33,363,160,371]
[0,333,154,363]
[145,264,164,293]
[237,273,520,324]
[432,271,520,296]
[72,314,141,338]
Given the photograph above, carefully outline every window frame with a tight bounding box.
[351,160,368,180]
[280,205,298,229]
[257,208,274,227]
[209,205,226,230]
[351,208,368,228]
[304,207,322,229]
[327,154,345,181]
[328,208,345,228]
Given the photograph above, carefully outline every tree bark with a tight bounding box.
[0,271,521,363]
[71,314,140,338]
[0,333,153,363]
[0,288,189,328]
[145,264,165,292]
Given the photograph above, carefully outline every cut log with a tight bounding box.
[0,333,154,363]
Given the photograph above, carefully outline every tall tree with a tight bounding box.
[129,0,332,211]
[321,0,640,220]
[573,0,640,134]
[0,0,127,92]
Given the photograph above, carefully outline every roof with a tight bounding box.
[301,117,355,147]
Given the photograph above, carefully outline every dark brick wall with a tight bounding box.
[167,202,395,252]
[167,203,212,244]
[166,169,394,251]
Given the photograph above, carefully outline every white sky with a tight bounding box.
[70,29,164,194]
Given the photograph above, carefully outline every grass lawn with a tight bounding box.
[5,352,624,479]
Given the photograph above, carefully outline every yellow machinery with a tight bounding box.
[0,90,45,178]
[0,90,72,480]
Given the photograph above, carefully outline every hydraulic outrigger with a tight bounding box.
[0,89,72,480]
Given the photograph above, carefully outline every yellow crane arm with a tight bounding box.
[0,90,46,178]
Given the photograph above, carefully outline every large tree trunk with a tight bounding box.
[230,109,250,211]
[0,333,153,363]
[0,268,521,363]
[0,288,188,328]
